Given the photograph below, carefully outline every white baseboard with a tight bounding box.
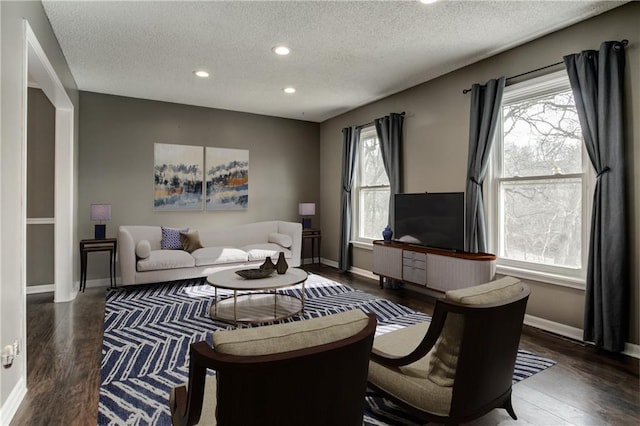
[524,314,584,341]
[321,258,378,280]
[26,284,55,294]
[624,342,640,358]
[26,278,113,295]
[0,377,27,425]
[524,314,640,359]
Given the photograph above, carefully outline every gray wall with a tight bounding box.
[319,3,639,346]
[27,88,55,287]
[79,92,320,279]
[1,0,79,413]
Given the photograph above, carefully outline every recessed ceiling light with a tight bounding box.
[283,87,296,94]
[193,70,209,78]
[273,46,291,56]
[419,0,438,4]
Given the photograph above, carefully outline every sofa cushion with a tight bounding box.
[135,240,151,259]
[137,250,195,271]
[191,247,249,266]
[161,227,188,250]
[180,230,203,253]
[425,276,524,387]
[241,243,292,262]
[212,309,369,356]
[268,232,293,248]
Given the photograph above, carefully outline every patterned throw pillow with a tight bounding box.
[161,227,188,250]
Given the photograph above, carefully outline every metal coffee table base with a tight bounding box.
[210,291,304,324]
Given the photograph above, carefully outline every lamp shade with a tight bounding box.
[298,203,316,216]
[90,204,112,221]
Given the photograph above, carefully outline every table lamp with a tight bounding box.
[298,203,315,229]
[91,204,111,239]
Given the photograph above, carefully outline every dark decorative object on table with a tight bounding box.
[382,226,393,242]
[276,252,289,274]
[235,268,274,279]
[260,256,276,271]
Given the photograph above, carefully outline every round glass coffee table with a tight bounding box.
[207,267,308,324]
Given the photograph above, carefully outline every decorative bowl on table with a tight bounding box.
[235,268,275,279]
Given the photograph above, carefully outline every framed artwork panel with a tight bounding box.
[154,143,203,211]
[206,147,249,210]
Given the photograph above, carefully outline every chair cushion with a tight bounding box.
[169,376,217,426]
[445,275,524,304]
[370,321,452,416]
[136,250,195,271]
[426,276,524,387]
[213,309,369,356]
[191,247,249,266]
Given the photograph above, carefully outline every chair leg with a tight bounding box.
[503,396,518,420]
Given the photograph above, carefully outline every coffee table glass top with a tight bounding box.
[207,267,308,291]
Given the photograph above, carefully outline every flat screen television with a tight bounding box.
[394,192,465,252]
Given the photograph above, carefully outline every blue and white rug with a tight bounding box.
[99,274,555,425]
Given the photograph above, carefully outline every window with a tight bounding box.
[486,71,593,287]
[353,126,390,243]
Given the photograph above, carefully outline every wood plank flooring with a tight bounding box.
[11,264,639,425]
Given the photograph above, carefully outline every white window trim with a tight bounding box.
[352,125,389,245]
[485,70,594,290]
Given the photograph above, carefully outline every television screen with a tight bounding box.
[394,192,465,252]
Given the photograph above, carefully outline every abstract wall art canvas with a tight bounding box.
[154,143,203,211]
[205,147,249,210]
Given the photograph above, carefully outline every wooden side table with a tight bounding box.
[80,238,117,292]
[302,229,321,264]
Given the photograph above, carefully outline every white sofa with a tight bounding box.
[118,221,302,286]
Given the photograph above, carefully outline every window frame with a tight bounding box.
[352,125,390,246]
[485,70,594,289]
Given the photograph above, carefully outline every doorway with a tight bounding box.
[23,21,75,306]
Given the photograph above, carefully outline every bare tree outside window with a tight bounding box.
[499,89,584,269]
[355,129,390,241]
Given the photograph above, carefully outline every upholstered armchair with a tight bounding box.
[368,276,530,424]
[170,309,377,426]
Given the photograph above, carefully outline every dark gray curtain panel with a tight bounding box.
[375,113,404,230]
[564,41,628,352]
[339,126,360,272]
[464,77,506,253]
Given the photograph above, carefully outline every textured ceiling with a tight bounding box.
[41,1,625,122]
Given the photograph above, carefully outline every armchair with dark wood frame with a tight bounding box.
[368,278,530,424]
[170,311,378,426]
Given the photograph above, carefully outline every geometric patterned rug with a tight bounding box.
[98,273,555,425]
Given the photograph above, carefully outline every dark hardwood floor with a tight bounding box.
[11,264,639,425]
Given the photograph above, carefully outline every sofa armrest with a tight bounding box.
[277,221,302,267]
[118,226,137,285]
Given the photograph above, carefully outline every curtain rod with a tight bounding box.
[356,111,406,129]
[462,39,629,94]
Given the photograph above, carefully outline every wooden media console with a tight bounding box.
[372,240,496,292]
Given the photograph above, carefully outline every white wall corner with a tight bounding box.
[0,377,27,426]
[319,258,379,281]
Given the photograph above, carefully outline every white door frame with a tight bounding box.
[23,21,75,305]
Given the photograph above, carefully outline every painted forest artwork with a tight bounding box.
[154,143,203,210]
[206,147,249,210]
